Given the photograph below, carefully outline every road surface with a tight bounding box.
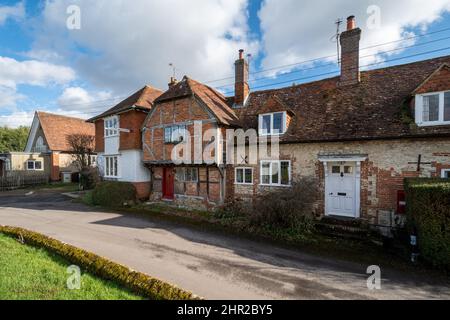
[0,189,449,300]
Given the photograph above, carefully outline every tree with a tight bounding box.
[0,126,30,152]
[66,134,95,170]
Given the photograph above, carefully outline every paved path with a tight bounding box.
[0,189,449,300]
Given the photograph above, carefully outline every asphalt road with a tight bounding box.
[0,189,449,300]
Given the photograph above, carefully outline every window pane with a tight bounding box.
[236,169,244,183]
[165,127,172,143]
[423,95,439,122]
[176,168,184,181]
[344,166,353,174]
[27,161,34,170]
[273,113,283,133]
[245,169,252,184]
[261,162,270,184]
[271,162,279,184]
[262,115,271,134]
[444,171,450,179]
[332,166,340,174]
[280,162,290,185]
[445,92,450,121]
[192,168,198,182]
[114,157,118,176]
[35,161,42,170]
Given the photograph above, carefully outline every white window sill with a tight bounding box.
[259,183,292,188]
[258,132,286,137]
[416,121,450,127]
[235,182,253,186]
[105,135,119,138]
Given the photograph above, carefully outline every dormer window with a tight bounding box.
[416,91,450,126]
[258,112,287,136]
[105,116,119,137]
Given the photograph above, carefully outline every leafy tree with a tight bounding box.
[0,126,30,153]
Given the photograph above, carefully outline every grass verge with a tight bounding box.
[0,226,199,300]
[0,233,142,300]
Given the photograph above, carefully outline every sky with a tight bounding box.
[1,0,450,128]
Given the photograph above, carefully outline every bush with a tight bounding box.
[79,167,100,190]
[0,226,198,300]
[405,178,450,270]
[250,177,319,231]
[91,182,137,207]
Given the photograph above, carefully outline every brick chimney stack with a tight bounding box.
[339,15,361,86]
[234,49,249,107]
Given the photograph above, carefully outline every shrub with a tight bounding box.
[250,177,319,231]
[405,178,450,270]
[91,181,137,207]
[79,167,100,190]
[0,226,198,300]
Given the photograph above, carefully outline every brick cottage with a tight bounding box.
[93,16,450,227]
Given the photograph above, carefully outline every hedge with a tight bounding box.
[0,226,199,300]
[405,178,450,270]
[91,181,137,207]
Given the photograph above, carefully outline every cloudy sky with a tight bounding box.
[1,0,450,127]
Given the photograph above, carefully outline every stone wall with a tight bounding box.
[230,137,450,225]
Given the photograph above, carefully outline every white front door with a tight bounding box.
[325,162,357,218]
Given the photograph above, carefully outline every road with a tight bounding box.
[0,189,449,300]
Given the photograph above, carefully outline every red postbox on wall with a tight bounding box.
[397,190,406,214]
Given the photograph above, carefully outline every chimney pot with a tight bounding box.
[168,77,178,88]
[239,49,244,60]
[347,15,356,31]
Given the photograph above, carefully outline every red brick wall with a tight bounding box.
[132,182,150,200]
[415,66,450,94]
[119,111,147,150]
[50,152,60,181]
[94,120,104,153]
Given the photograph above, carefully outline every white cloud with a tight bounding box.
[0,110,34,128]
[0,56,75,89]
[258,0,450,75]
[32,0,258,93]
[0,1,25,25]
[57,86,112,111]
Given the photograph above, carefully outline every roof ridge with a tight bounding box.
[241,54,450,97]
[36,111,87,121]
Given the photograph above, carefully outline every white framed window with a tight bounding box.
[35,136,47,153]
[176,167,198,182]
[104,116,119,137]
[235,167,253,185]
[26,160,43,171]
[442,169,450,178]
[260,160,291,186]
[258,112,287,136]
[104,156,119,178]
[164,125,187,144]
[416,91,450,126]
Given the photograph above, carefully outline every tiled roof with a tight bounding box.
[88,85,163,122]
[156,76,239,126]
[37,112,95,152]
[235,55,450,143]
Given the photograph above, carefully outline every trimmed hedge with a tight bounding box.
[92,181,137,207]
[405,178,450,270]
[0,226,199,300]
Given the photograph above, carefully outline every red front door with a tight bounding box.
[162,167,174,200]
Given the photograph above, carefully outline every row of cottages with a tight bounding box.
[89,16,450,227]
[1,112,95,181]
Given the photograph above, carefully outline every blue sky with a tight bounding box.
[1,0,450,127]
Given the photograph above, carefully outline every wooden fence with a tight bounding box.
[0,171,50,191]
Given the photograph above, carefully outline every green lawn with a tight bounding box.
[0,234,144,300]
